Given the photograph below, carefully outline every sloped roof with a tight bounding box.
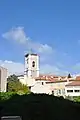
[66,80,80,86]
[76,76,80,80]
[35,75,74,83]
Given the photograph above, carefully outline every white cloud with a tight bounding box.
[0,60,24,75]
[68,62,80,75]
[2,27,64,75]
[2,27,53,54]
[0,60,68,76]
[40,64,68,75]
[73,63,80,70]
[72,63,80,74]
[2,27,29,44]
[38,44,53,54]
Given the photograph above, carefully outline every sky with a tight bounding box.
[0,0,80,75]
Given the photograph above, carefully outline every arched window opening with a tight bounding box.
[42,82,44,85]
[32,61,35,67]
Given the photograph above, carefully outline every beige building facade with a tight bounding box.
[0,66,7,92]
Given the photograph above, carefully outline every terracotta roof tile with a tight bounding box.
[66,80,80,86]
[76,76,80,80]
[35,75,74,83]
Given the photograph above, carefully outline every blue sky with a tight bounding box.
[0,0,80,75]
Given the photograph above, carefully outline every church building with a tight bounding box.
[18,53,79,96]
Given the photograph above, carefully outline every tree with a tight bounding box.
[68,73,71,78]
[7,74,30,94]
[7,74,19,82]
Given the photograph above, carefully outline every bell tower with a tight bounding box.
[24,53,39,78]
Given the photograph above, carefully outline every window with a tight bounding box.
[58,90,61,94]
[56,90,58,95]
[42,82,44,85]
[67,90,73,93]
[32,61,35,67]
[74,90,80,92]
[27,59,28,64]
[29,86,31,90]
[52,91,54,95]
[62,89,65,94]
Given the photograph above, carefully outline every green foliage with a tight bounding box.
[7,74,30,94]
[7,74,18,82]
[0,92,17,101]
[73,96,80,102]
[66,96,80,103]
[65,96,74,101]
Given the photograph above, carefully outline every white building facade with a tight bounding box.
[24,53,39,78]
[31,80,52,94]
[65,81,80,96]
[30,79,74,96]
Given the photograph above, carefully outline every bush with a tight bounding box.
[7,74,30,94]
[73,97,80,102]
[0,92,17,101]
